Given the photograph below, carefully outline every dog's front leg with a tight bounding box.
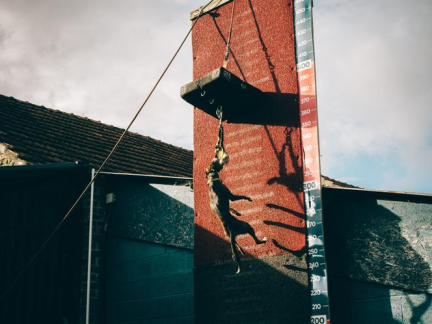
[230,195,252,202]
[220,185,252,202]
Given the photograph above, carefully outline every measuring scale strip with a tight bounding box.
[294,1,331,323]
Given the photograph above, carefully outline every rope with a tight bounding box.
[216,106,224,148]
[223,0,237,68]
[214,106,227,160]
[217,1,238,158]
[0,0,214,302]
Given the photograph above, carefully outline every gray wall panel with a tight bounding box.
[106,178,194,249]
[106,232,193,323]
[323,188,432,324]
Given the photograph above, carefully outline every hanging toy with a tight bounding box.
[214,107,229,163]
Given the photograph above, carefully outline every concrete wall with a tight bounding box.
[328,276,431,324]
[104,177,195,324]
[102,181,432,324]
[105,237,194,324]
[323,187,432,324]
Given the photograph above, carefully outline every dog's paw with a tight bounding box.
[259,237,268,244]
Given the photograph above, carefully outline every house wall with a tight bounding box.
[322,187,432,324]
[84,178,432,324]
[0,164,88,324]
[103,177,195,324]
[328,276,432,324]
[105,237,194,324]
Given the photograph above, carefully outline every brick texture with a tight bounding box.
[193,0,305,265]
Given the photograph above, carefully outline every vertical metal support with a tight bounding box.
[85,168,95,324]
[294,1,331,323]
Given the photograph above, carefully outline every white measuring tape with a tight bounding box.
[294,0,331,323]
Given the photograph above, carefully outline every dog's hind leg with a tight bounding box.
[235,242,245,255]
[230,235,242,274]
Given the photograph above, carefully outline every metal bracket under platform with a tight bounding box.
[180,67,264,123]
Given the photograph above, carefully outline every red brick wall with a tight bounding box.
[193,0,305,266]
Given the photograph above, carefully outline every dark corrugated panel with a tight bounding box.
[0,164,88,324]
[105,238,194,324]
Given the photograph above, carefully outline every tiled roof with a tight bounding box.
[0,94,193,177]
[322,175,361,189]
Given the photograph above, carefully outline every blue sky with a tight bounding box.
[0,0,431,193]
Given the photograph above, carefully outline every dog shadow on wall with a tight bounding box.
[263,126,307,260]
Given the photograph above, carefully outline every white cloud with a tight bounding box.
[0,0,203,149]
[314,0,432,192]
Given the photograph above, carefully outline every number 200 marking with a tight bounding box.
[311,315,326,324]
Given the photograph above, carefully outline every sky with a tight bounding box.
[0,0,431,194]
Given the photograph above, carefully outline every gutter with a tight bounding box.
[99,171,192,185]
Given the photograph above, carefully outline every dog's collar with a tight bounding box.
[207,178,222,184]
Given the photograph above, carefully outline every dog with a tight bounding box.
[206,150,267,274]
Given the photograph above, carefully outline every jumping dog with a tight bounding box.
[206,151,267,274]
